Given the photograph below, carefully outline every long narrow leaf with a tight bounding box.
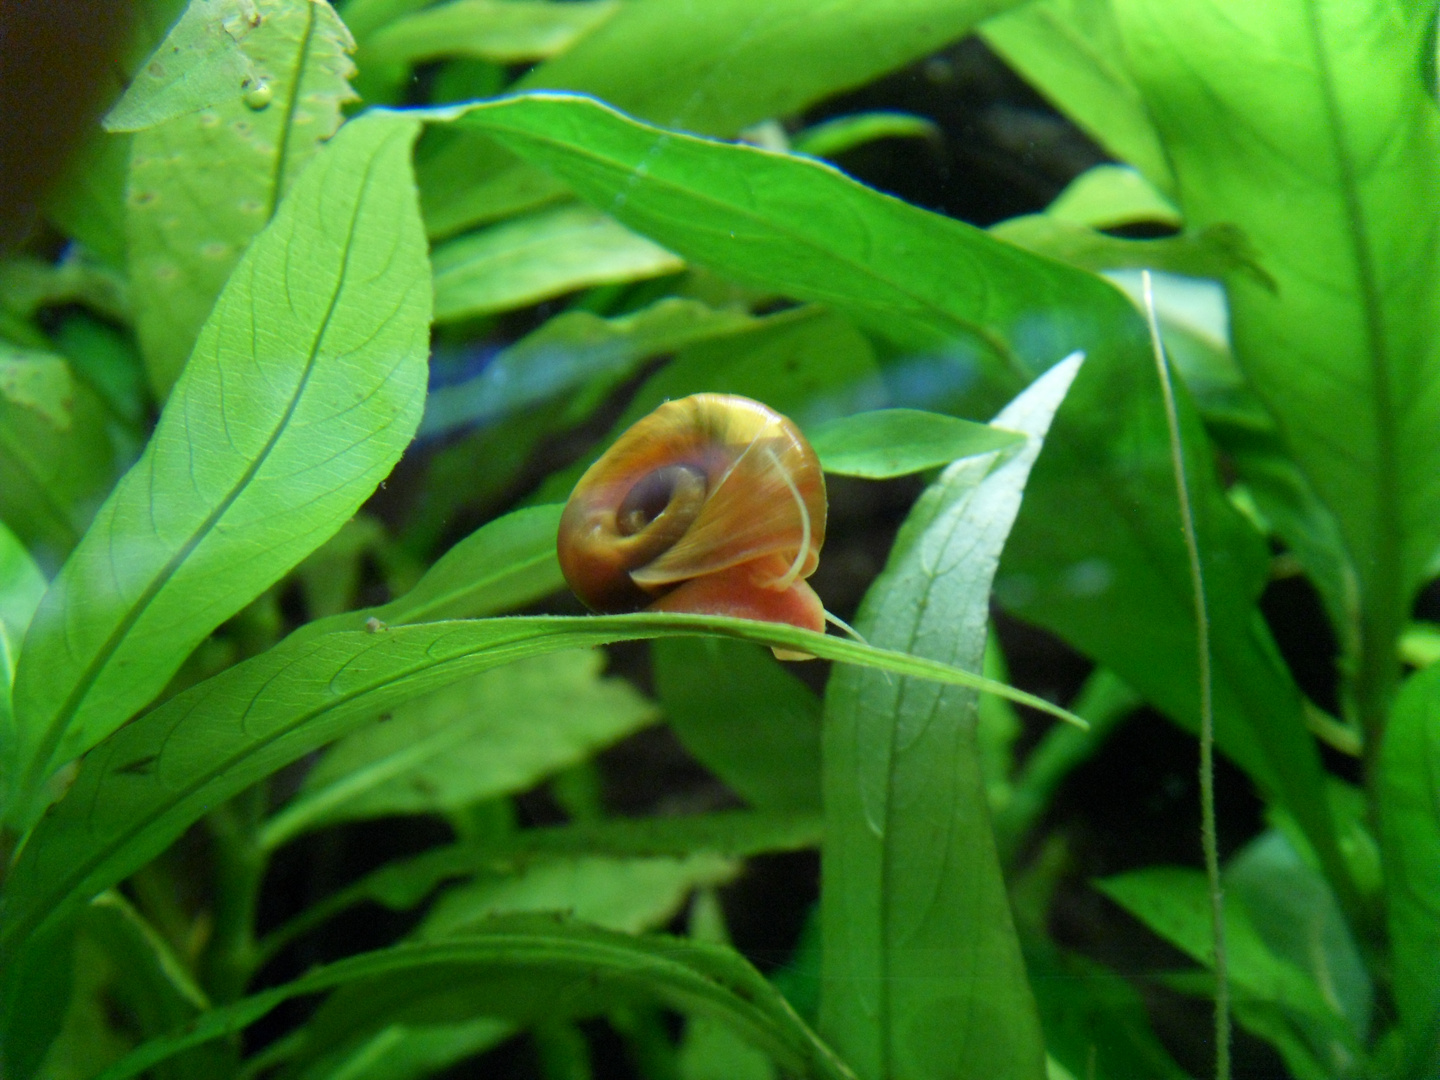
[821,353,1080,1080]
[93,919,856,1080]
[0,610,1082,963]
[8,112,431,825]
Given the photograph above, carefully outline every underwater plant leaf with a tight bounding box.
[0,611,1083,966]
[654,638,823,812]
[0,350,119,574]
[416,854,737,939]
[820,353,1081,1080]
[1043,163,1180,230]
[991,217,1270,285]
[103,0,262,133]
[791,112,940,160]
[979,0,1174,194]
[416,134,571,240]
[6,113,430,825]
[262,650,658,847]
[807,408,1023,478]
[1379,666,1440,1076]
[126,0,357,396]
[431,203,682,323]
[365,0,620,67]
[90,919,856,1080]
[518,0,1026,138]
[1112,0,1440,726]
[1098,867,1357,1050]
[433,90,1352,910]
[422,298,757,439]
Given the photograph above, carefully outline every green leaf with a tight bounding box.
[0,251,131,326]
[33,893,222,1080]
[262,650,659,848]
[418,854,737,938]
[1097,866,1357,1054]
[518,0,1026,138]
[365,0,620,66]
[1224,831,1371,1049]
[93,919,856,1080]
[821,354,1081,1080]
[991,217,1270,285]
[0,350,119,573]
[1111,0,1440,725]
[679,890,777,1080]
[1026,946,1190,1080]
[7,113,431,825]
[654,638,822,812]
[436,94,1076,362]
[807,408,1023,479]
[375,812,821,912]
[0,521,44,671]
[791,112,940,159]
[0,346,75,427]
[1044,163,1180,230]
[126,0,358,395]
[432,204,683,323]
[416,133,571,240]
[433,91,1351,904]
[978,0,1174,193]
[264,810,822,951]
[1379,666,1440,1076]
[256,810,822,968]
[104,0,263,132]
[0,522,44,792]
[0,610,1082,966]
[421,297,758,439]
[43,131,135,269]
[286,1019,513,1080]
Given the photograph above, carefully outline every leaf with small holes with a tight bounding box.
[5,113,431,828]
[126,0,357,396]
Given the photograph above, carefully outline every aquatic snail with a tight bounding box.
[557,393,827,658]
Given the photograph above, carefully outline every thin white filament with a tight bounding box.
[766,444,811,590]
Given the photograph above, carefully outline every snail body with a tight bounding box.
[558,394,827,651]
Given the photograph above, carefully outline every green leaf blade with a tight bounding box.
[518,0,1024,138]
[1380,667,1440,1075]
[263,649,658,848]
[92,921,855,1080]
[8,113,432,823]
[1,611,1081,963]
[126,0,359,395]
[431,203,683,323]
[821,354,1082,1080]
[807,408,1023,479]
[1112,0,1440,713]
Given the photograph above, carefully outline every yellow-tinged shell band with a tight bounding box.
[557,394,827,615]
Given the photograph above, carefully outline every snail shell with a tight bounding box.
[558,394,827,650]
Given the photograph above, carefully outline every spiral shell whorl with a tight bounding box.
[557,394,827,629]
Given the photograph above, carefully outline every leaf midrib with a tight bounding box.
[265,0,319,221]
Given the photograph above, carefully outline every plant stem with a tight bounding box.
[1144,272,1229,1080]
[202,780,269,1004]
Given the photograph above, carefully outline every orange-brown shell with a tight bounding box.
[557,394,827,643]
